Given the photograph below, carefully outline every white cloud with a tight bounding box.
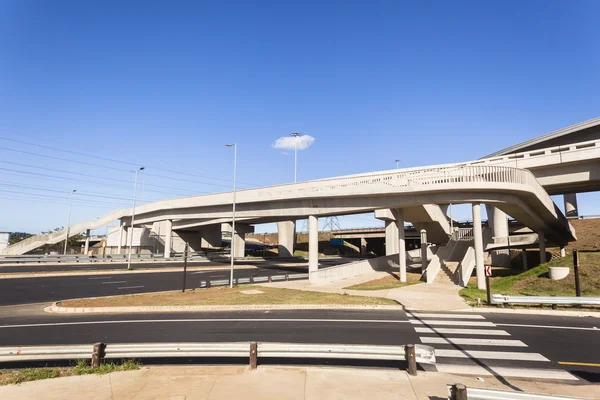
[272,135,315,150]
[281,151,289,156]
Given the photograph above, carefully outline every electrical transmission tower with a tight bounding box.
[322,216,341,232]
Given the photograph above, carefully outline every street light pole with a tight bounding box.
[63,189,76,255]
[126,167,145,270]
[226,143,237,288]
[291,132,301,183]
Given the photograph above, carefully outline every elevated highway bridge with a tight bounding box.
[4,117,600,290]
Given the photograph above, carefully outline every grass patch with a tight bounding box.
[460,250,600,305]
[344,272,422,291]
[0,360,140,386]
[74,359,140,375]
[60,285,397,308]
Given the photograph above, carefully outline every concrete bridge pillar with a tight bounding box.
[564,193,578,217]
[222,222,253,258]
[84,229,90,255]
[117,222,125,254]
[473,203,485,290]
[360,237,367,256]
[539,231,547,264]
[385,220,399,256]
[420,229,428,272]
[199,225,222,248]
[308,215,319,282]
[277,221,296,257]
[164,220,173,259]
[396,209,406,282]
[486,205,510,267]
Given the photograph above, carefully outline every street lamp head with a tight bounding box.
[139,167,145,171]
[225,143,235,147]
[291,132,302,137]
[72,189,77,193]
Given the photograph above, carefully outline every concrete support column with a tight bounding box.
[164,220,173,259]
[308,215,319,281]
[276,221,296,257]
[360,237,368,256]
[473,203,485,290]
[221,222,253,259]
[396,208,406,282]
[539,231,547,264]
[117,223,125,254]
[385,220,399,256]
[564,193,578,217]
[84,229,90,255]
[420,229,428,272]
[199,225,222,248]
[486,205,510,267]
[522,250,528,271]
[560,247,566,258]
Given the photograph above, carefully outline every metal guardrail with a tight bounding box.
[0,252,209,264]
[199,273,309,288]
[448,384,585,400]
[0,342,435,373]
[491,294,600,306]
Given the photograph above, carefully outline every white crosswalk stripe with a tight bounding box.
[409,312,577,381]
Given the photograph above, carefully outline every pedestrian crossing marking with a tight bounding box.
[436,364,578,381]
[420,337,527,347]
[409,319,496,327]
[410,313,485,320]
[415,327,511,336]
[435,349,549,362]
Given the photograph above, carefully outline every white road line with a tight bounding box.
[409,313,485,320]
[435,349,549,361]
[101,281,127,284]
[415,327,511,336]
[118,286,144,289]
[435,364,578,381]
[0,319,412,329]
[409,320,496,327]
[88,277,111,280]
[497,323,600,332]
[420,337,527,347]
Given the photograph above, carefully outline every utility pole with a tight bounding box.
[226,143,237,288]
[63,189,76,255]
[126,167,145,270]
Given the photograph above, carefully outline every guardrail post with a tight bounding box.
[573,249,581,297]
[91,342,106,368]
[268,276,272,283]
[405,344,417,376]
[448,384,467,400]
[285,273,289,281]
[249,342,258,370]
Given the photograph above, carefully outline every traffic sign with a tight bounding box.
[485,265,492,277]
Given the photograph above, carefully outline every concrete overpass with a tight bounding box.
[5,117,600,290]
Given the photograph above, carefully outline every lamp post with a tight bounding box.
[63,189,76,255]
[126,167,145,270]
[395,159,401,169]
[291,132,301,183]
[225,143,237,288]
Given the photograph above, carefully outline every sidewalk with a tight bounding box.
[260,271,469,311]
[1,365,597,399]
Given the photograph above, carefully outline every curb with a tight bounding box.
[45,302,406,314]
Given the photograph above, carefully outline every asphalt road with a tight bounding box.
[0,308,598,383]
[0,268,303,306]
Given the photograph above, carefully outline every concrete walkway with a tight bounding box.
[1,366,597,400]
[260,271,470,311]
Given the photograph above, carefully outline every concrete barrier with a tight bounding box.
[310,254,403,283]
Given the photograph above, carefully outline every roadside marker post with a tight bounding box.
[485,265,492,305]
[573,249,581,297]
[182,242,189,293]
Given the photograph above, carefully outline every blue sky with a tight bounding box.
[1,0,599,234]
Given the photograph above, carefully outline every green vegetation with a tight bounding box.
[73,359,140,375]
[460,250,600,305]
[60,285,398,307]
[0,360,140,386]
[345,273,422,291]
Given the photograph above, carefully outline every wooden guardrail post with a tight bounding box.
[448,384,467,400]
[92,342,106,368]
[249,342,258,370]
[405,344,417,376]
